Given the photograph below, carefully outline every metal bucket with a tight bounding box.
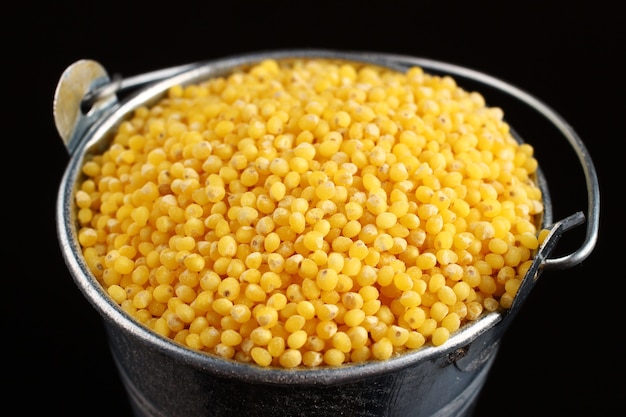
[54,50,600,417]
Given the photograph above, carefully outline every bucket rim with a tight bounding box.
[57,49,566,385]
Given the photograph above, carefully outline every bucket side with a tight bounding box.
[104,318,500,417]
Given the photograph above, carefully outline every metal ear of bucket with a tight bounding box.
[55,50,600,417]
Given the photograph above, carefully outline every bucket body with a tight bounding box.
[55,49,599,417]
[103,313,503,417]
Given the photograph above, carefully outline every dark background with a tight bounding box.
[6,0,623,415]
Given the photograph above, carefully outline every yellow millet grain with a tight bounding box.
[75,58,546,368]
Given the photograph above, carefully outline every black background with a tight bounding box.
[6,1,623,415]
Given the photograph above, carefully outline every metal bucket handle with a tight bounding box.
[53,49,600,318]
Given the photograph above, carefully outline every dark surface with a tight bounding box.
[7,1,623,415]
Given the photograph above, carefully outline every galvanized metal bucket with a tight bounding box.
[54,50,600,417]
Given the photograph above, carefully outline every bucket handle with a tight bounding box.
[490,80,600,271]
[53,60,203,154]
[54,53,600,271]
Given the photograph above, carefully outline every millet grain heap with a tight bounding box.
[75,58,547,368]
